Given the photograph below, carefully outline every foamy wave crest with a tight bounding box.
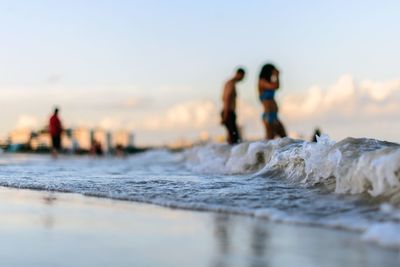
[183,136,400,201]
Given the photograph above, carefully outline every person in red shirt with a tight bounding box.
[49,107,63,158]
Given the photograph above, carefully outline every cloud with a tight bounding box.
[360,79,400,102]
[99,117,124,130]
[281,75,400,122]
[2,76,400,145]
[140,100,218,131]
[15,115,39,130]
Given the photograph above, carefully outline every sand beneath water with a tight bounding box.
[0,187,398,267]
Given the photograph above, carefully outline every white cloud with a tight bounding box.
[2,76,400,145]
[15,115,39,130]
[360,79,400,102]
[140,100,218,131]
[99,116,124,130]
[281,75,400,121]
[135,99,262,135]
[282,85,324,119]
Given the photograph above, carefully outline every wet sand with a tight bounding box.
[0,187,399,267]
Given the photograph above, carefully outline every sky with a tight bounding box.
[0,0,400,145]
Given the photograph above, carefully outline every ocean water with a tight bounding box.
[0,135,400,249]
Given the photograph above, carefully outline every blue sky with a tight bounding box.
[1,1,400,145]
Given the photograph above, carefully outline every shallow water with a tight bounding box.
[2,187,399,267]
[0,136,400,248]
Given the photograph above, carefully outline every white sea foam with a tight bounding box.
[182,137,400,249]
[183,136,400,200]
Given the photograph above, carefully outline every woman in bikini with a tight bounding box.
[258,63,287,139]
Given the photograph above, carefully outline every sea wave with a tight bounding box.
[1,139,400,249]
[183,136,400,203]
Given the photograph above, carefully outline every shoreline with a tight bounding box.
[0,186,399,267]
[0,183,379,234]
[0,182,392,234]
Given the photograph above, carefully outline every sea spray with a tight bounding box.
[184,136,400,201]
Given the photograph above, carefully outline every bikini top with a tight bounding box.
[259,90,275,101]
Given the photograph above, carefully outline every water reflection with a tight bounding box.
[212,214,270,267]
[212,214,233,267]
[41,194,56,229]
[249,221,269,267]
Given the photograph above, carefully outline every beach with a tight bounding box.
[1,137,400,266]
[0,186,399,267]
[2,1,400,266]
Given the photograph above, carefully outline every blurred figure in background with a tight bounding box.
[90,139,104,156]
[258,63,287,139]
[221,68,245,144]
[49,107,63,158]
[311,127,322,142]
[115,144,125,157]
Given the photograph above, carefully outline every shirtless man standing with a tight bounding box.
[221,68,245,144]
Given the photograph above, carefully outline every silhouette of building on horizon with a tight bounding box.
[5,126,135,154]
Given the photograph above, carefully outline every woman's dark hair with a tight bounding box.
[259,63,277,81]
[236,68,245,75]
